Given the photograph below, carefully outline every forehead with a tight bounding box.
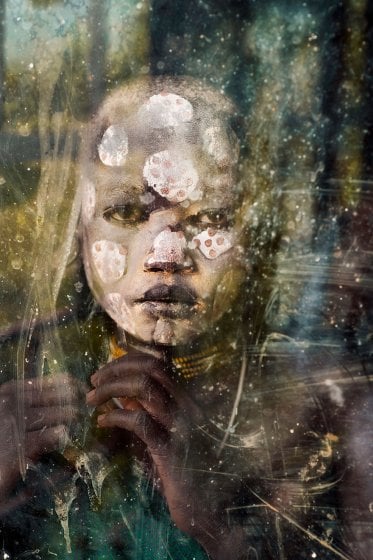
[81,88,239,207]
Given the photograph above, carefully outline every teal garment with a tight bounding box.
[69,459,208,560]
[1,454,208,560]
[0,444,354,559]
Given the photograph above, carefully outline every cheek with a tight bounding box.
[104,292,122,318]
[211,267,246,321]
[191,229,232,259]
[81,180,96,224]
[91,240,128,284]
[104,292,132,328]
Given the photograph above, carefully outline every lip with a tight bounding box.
[136,284,197,305]
[137,300,196,319]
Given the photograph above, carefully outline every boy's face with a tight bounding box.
[81,91,245,346]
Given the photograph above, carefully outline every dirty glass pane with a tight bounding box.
[0,1,372,559]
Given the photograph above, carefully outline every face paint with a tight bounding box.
[145,228,187,267]
[91,240,127,284]
[98,124,128,167]
[105,292,122,318]
[81,179,96,224]
[143,150,200,203]
[203,126,238,168]
[138,93,193,128]
[82,83,245,347]
[153,318,175,346]
[139,191,156,205]
[192,229,232,260]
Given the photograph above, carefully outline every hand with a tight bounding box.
[0,374,85,501]
[87,350,247,559]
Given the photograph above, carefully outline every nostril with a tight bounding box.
[144,261,192,273]
[144,254,195,273]
[167,224,182,233]
[144,262,170,272]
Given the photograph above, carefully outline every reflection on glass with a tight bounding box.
[0,2,372,559]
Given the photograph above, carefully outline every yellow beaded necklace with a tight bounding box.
[109,336,236,379]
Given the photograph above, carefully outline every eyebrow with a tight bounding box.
[95,182,144,207]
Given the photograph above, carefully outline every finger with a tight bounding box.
[97,409,169,454]
[91,354,176,395]
[26,425,70,459]
[91,354,201,417]
[0,378,85,408]
[91,352,204,422]
[87,375,173,428]
[91,353,204,423]
[23,406,82,431]
[0,374,83,393]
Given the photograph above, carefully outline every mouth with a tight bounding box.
[136,284,197,305]
[135,284,198,318]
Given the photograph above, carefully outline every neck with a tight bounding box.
[114,324,244,380]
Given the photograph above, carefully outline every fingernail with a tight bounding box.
[86,389,96,404]
[97,414,106,426]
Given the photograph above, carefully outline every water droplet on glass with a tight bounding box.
[11,257,23,270]
[74,281,84,293]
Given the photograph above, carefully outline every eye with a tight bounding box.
[103,204,147,225]
[188,209,231,229]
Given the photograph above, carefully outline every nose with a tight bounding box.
[144,226,195,272]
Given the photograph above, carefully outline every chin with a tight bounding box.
[120,314,207,348]
[150,318,204,347]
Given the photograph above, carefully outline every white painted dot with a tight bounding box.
[81,179,96,224]
[148,228,187,264]
[202,126,239,167]
[192,229,232,260]
[143,149,199,202]
[105,293,122,316]
[91,240,127,283]
[138,93,193,128]
[98,124,128,167]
